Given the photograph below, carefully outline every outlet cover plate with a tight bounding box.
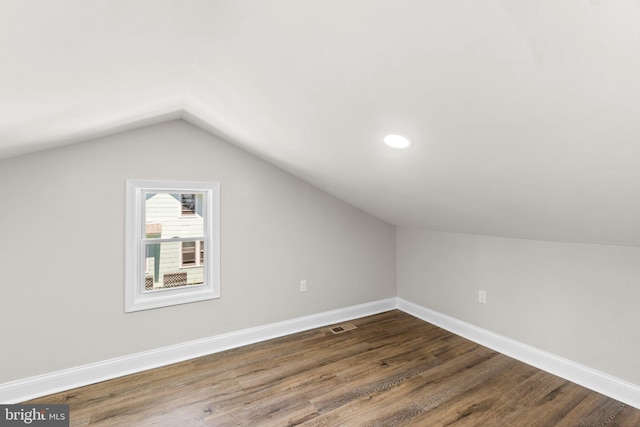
[478,290,487,304]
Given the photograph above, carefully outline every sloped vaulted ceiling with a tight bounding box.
[2,0,640,246]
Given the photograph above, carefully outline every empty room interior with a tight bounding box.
[2,1,640,425]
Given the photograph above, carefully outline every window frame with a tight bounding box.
[125,179,220,312]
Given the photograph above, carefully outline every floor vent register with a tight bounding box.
[329,323,357,334]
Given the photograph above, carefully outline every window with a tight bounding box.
[180,194,196,216]
[125,179,220,312]
[180,240,204,267]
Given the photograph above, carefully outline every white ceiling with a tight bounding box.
[3,0,640,246]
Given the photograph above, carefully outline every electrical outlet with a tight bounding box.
[300,280,307,292]
[478,290,487,304]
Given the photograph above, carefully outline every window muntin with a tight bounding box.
[126,180,220,312]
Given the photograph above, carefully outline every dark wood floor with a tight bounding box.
[27,310,640,426]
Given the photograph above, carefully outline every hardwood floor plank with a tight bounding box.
[406,355,532,426]
[309,357,440,415]
[24,310,640,426]
[414,353,518,412]
[558,392,640,427]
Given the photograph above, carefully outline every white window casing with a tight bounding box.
[125,179,220,312]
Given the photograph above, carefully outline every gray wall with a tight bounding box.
[5,119,636,390]
[0,120,396,383]
[397,227,640,385]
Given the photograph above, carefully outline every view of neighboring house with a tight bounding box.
[144,192,205,290]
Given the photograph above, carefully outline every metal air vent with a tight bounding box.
[329,323,357,334]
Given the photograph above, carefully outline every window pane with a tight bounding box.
[144,192,204,239]
[144,242,204,292]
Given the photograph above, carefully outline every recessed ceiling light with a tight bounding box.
[384,134,411,149]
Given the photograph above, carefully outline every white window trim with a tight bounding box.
[125,179,221,312]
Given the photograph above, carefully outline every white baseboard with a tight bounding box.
[0,298,397,403]
[397,298,640,410]
[4,297,639,410]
